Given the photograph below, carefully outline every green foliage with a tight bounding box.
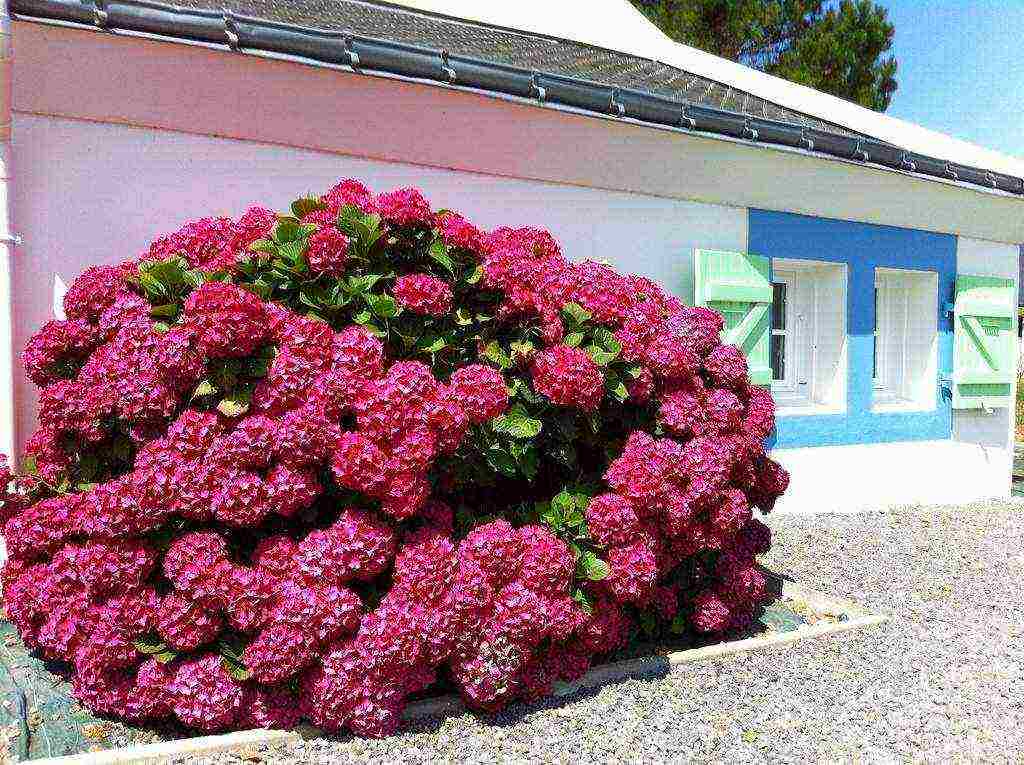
[133,635,179,664]
[216,635,251,681]
[631,0,898,111]
[134,256,206,321]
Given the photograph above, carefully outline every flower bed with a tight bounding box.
[0,179,788,737]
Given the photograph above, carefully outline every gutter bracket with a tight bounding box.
[223,10,240,52]
[609,90,625,117]
[945,163,959,182]
[92,0,109,30]
[901,152,917,172]
[743,118,758,141]
[800,128,814,152]
[985,172,998,189]
[680,105,696,129]
[851,138,868,162]
[343,36,361,72]
[439,49,456,83]
[531,72,546,103]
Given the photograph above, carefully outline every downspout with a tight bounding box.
[0,4,14,463]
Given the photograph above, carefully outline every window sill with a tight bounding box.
[871,398,935,414]
[775,402,846,418]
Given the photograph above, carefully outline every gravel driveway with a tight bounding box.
[176,500,1024,764]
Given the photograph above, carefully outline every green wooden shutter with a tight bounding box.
[694,249,773,386]
[952,274,1016,410]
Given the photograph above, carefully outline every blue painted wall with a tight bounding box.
[748,210,956,449]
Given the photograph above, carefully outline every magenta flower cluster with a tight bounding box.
[2,177,788,738]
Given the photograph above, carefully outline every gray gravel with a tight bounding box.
[173,500,1024,764]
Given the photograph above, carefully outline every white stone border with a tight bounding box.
[38,575,885,763]
[35,729,300,764]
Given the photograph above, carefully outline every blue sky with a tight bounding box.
[882,0,1024,158]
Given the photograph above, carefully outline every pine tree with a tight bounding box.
[631,0,898,111]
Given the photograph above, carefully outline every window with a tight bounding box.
[770,259,847,414]
[872,268,939,411]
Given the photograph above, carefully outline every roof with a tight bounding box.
[11,0,1024,197]
[399,0,1024,179]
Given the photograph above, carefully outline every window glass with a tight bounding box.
[772,283,787,330]
[771,282,787,381]
[770,333,786,381]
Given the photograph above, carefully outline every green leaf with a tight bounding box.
[585,345,618,366]
[492,406,543,440]
[561,302,592,325]
[466,265,483,285]
[248,238,277,255]
[149,303,179,319]
[429,240,455,275]
[346,274,385,295]
[132,635,168,655]
[184,269,206,288]
[510,340,535,358]
[591,327,622,356]
[670,614,688,635]
[154,649,179,664]
[221,657,251,682]
[192,379,216,399]
[572,587,593,614]
[550,490,575,516]
[277,240,308,267]
[336,204,366,237]
[366,293,398,319]
[580,550,610,581]
[273,220,312,245]
[564,331,585,348]
[416,335,448,354]
[20,454,37,477]
[606,373,629,403]
[482,342,513,370]
[291,196,326,219]
[217,389,252,418]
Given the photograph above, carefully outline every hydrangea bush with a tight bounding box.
[0,179,788,737]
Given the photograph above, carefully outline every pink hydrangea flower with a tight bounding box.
[530,345,604,412]
[393,273,453,316]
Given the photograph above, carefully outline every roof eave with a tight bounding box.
[10,0,1024,199]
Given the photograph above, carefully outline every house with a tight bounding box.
[3,0,1022,514]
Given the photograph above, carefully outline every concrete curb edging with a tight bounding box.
[38,577,885,763]
[37,729,301,764]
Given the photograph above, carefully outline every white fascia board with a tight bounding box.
[393,0,1024,178]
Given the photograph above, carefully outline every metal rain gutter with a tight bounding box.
[10,0,1024,198]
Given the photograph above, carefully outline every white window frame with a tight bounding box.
[873,275,909,404]
[770,274,812,407]
[770,259,847,416]
[872,268,939,412]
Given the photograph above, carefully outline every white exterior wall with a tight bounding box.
[4,22,1022,516]
[949,236,1020,489]
[9,114,746,447]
